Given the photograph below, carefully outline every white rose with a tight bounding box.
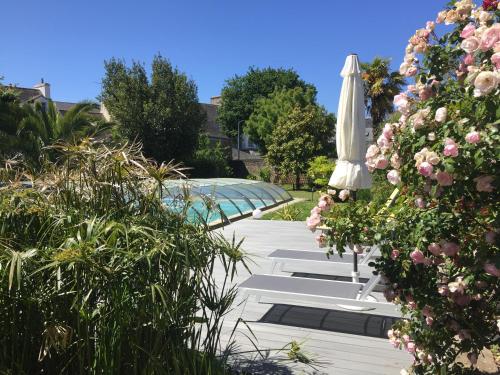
[474,25,487,38]
[435,107,447,123]
[426,151,440,165]
[460,36,480,53]
[474,71,498,97]
[399,62,410,75]
[479,10,493,24]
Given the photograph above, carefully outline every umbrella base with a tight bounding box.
[336,294,378,311]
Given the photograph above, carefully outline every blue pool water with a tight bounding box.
[161,178,292,225]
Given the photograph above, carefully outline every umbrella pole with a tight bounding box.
[351,190,360,283]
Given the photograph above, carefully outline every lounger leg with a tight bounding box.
[271,260,284,274]
[239,291,249,319]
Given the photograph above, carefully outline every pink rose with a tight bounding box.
[422,306,433,317]
[394,93,410,113]
[463,53,474,65]
[419,86,433,101]
[434,107,447,123]
[427,243,442,256]
[436,10,447,24]
[443,143,459,157]
[310,206,322,215]
[318,200,328,209]
[480,24,500,52]
[438,285,449,296]
[366,144,380,159]
[415,197,426,208]
[306,214,321,232]
[484,263,500,277]
[406,66,418,77]
[436,171,453,186]
[442,242,459,256]
[426,316,434,326]
[426,21,435,31]
[418,161,433,177]
[375,156,389,170]
[465,130,481,144]
[461,36,480,53]
[316,234,327,248]
[338,189,350,201]
[410,249,426,264]
[492,52,500,69]
[460,23,476,39]
[474,175,494,192]
[391,249,400,260]
[406,342,416,353]
[387,170,401,185]
[382,123,393,139]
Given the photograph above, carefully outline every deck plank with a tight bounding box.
[214,219,411,374]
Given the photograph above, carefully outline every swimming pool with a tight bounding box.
[162,178,293,225]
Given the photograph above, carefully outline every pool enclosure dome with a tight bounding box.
[162,178,293,225]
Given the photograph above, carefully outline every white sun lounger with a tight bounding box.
[269,246,379,275]
[239,273,400,317]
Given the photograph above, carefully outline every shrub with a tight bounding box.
[274,204,302,221]
[188,134,232,178]
[306,156,335,189]
[0,140,246,374]
[311,2,500,374]
[258,165,272,182]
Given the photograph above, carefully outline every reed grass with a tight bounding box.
[0,140,248,374]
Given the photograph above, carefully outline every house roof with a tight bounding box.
[52,101,101,115]
[5,86,44,103]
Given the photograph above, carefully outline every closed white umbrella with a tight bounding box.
[329,54,372,287]
[329,54,372,191]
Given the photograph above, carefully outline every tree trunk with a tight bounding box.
[295,173,301,190]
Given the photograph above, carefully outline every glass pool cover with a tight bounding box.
[162,178,293,225]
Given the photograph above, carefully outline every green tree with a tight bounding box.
[217,67,313,139]
[360,57,405,129]
[188,134,231,178]
[0,90,101,165]
[267,106,334,190]
[101,55,206,163]
[245,86,319,153]
[0,86,32,159]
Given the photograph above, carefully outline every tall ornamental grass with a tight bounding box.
[0,140,247,374]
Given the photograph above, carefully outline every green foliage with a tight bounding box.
[245,87,325,153]
[273,204,301,221]
[0,140,247,374]
[101,55,206,163]
[217,67,313,138]
[360,57,405,128]
[188,134,232,178]
[258,165,271,182]
[0,91,102,166]
[323,201,382,257]
[267,106,335,190]
[323,5,500,374]
[306,156,335,189]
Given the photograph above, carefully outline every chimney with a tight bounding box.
[210,95,221,106]
[33,78,50,99]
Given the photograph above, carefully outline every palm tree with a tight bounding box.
[18,100,106,163]
[360,57,406,129]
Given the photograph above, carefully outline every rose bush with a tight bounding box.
[307,1,499,373]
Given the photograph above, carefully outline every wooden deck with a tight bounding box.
[214,219,411,375]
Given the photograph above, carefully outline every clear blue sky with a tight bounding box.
[1,1,444,113]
